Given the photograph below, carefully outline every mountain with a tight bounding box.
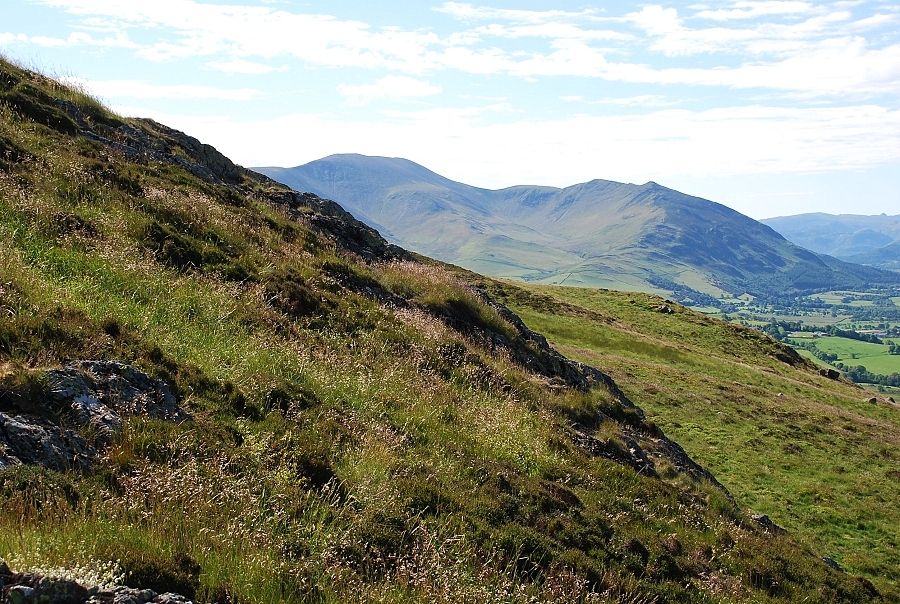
[258,155,900,299]
[0,57,890,602]
[763,213,900,271]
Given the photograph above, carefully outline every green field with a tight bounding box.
[799,336,900,374]
[484,282,900,596]
[811,291,873,305]
[893,296,900,308]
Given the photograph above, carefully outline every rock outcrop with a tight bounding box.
[0,560,192,604]
[0,361,186,471]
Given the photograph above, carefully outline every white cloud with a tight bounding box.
[336,76,441,106]
[61,77,263,101]
[206,59,287,74]
[694,1,815,21]
[25,0,900,98]
[0,30,136,49]
[434,2,602,24]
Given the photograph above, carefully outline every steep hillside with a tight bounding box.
[481,280,899,598]
[0,59,885,602]
[763,213,900,270]
[258,155,900,298]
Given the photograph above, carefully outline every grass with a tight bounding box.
[790,336,900,375]
[0,56,888,603]
[483,281,899,598]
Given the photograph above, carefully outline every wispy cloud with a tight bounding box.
[206,59,287,75]
[13,0,897,98]
[694,1,815,21]
[337,76,441,106]
[61,77,263,101]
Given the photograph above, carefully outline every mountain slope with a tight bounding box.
[0,58,886,602]
[258,155,900,298]
[479,279,899,597]
[763,213,900,271]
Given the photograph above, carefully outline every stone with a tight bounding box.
[751,513,786,534]
[867,397,877,404]
[0,361,186,471]
[154,594,193,604]
[656,304,675,314]
[0,412,95,471]
[819,368,840,380]
[7,585,35,604]
[822,556,844,572]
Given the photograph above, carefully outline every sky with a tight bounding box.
[2,0,900,219]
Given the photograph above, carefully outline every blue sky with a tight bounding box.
[2,0,899,219]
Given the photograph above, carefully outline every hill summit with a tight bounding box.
[258,155,900,300]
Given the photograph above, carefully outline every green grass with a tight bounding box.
[0,56,887,603]
[483,281,900,598]
[798,336,900,375]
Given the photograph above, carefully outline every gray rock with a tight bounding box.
[0,361,186,471]
[153,594,192,604]
[0,412,95,471]
[47,361,186,442]
[751,513,786,534]
[7,585,34,604]
[822,556,845,572]
[819,368,840,380]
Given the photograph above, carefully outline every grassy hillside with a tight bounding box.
[0,57,887,602]
[482,281,899,598]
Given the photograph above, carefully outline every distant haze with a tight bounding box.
[763,213,900,271]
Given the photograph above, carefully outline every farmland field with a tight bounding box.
[792,336,900,374]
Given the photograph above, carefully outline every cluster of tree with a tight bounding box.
[824,325,883,344]
[834,363,900,387]
[791,340,839,363]
[889,343,900,355]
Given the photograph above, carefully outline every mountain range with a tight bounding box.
[763,213,900,271]
[258,155,900,299]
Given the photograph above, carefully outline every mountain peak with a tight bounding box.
[257,155,900,297]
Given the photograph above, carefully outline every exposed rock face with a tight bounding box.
[751,514,786,534]
[0,361,186,471]
[0,561,192,604]
[46,361,186,442]
[0,413,96,472]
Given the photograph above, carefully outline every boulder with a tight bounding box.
[751,513,786,534]
[819,368,840,380]
[0,361,186,471]
[0,412,95,472]
[46,361,186,443]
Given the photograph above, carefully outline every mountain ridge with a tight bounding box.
[762,212,900,271]
[257,154,900,299]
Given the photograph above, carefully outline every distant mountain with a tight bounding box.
[257,155,900,298]
[762,213,900,271]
